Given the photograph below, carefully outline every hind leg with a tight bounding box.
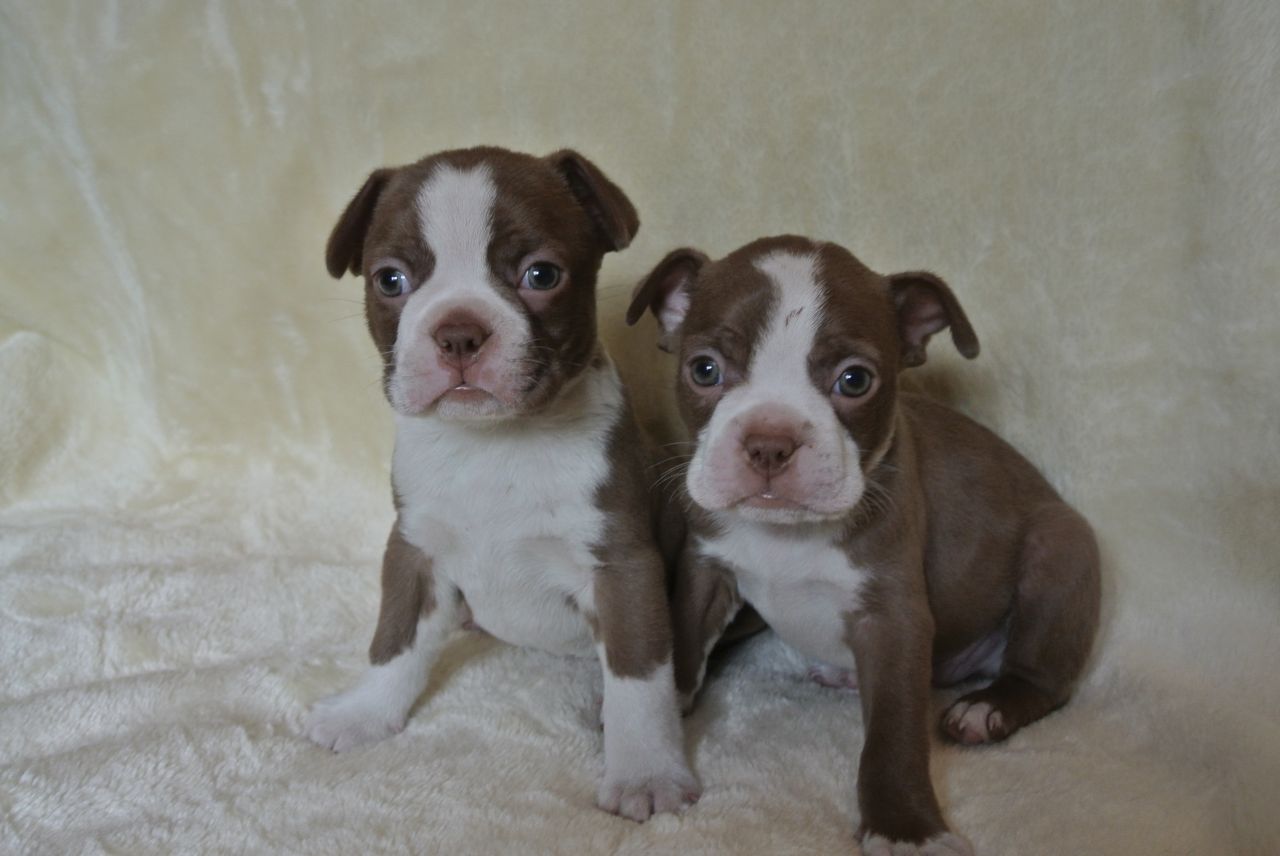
[942,503,1100,745]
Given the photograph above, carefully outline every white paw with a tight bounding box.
[860,830,974,856]
[597,765,701,822]
[303,690,406,752]
[942,699,1003,745]
[808,662,859,690]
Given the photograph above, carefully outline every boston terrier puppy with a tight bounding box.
[304,146,698,822]
[628,235,1100,853]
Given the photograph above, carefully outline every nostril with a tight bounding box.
[744,433,798,475]
[433,322,491,360]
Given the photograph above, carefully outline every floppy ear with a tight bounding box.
[546,149,640,252]
[888,271,980,367]
[325,168,394,278]
[626,247,708,353]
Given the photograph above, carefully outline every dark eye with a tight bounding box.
[521,262,562,291]
[835,366,874,398]
[374,268,409,297]
[689,356,722,387]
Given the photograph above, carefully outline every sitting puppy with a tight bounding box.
[627,236,1100,853]
[304,146,698,822]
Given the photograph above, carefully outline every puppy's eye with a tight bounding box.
[374,268,410,297]
[689,356,722,387]
[521,262,562,291]
[834,366,874,397]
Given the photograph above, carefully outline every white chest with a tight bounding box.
[391,373,622,658]
[699,518,868,669]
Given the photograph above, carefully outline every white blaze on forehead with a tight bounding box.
[390,161,531,417]
[415,162,496,287]
[750,251,826,380]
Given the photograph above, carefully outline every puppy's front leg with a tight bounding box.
[304,520,459,752]
[848,603,973,856]
[672,549,743,713]
[589,546,700,822]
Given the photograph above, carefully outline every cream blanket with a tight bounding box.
[2,2,1278,853]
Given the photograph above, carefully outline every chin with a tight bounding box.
[691,480,858,526]
[394,386,516,422]
[729,500,851,526]
[432,389,515,422]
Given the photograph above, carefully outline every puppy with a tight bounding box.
[627,236,1100,853]
[304,146,698,822]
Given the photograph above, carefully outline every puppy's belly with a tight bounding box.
[409,515,596,657]
[458,571,594,657]
[701,526,867,670]
[739,578,858,669]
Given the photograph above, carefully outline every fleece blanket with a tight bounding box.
[2,2,1278,853]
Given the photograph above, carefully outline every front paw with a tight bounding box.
[597,766,700,822]
[860,831,974,856]
[303,690,406,752]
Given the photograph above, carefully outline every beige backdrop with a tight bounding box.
[2,2,1278,854]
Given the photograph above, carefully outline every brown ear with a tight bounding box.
[626,247,708,352]
[546,149,640,252]
[888,271,980,367]
[325,168,394,278]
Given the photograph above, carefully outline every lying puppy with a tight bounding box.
[304,146,698,821]
[627,236,1100,853]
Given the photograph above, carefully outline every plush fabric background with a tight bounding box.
[2,2,1278,854]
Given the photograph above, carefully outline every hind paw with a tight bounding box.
[941,699,1006,745]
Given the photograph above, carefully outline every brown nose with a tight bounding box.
[433,321,490,366]
[744,433,798,477]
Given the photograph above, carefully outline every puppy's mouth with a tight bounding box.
[430,378,510,421]
[442,382,494,402]
[391,369,513,421]
[724,484,857,524]
[738,490,806,511]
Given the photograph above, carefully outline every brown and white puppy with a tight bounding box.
[628,236,1100,853]
[303,146,698,822]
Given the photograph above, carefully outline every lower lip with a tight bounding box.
[443,385,492,403]
[740,493,804,510]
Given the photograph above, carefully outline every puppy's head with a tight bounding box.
[628,236,978,524]
[327,146,638,421]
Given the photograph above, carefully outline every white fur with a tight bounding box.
[686,249,863,522]
[808,662,859,690]
[860,831,974,856]
[303,607,458,752]
[390,163,531,417]
[596,659,699,821]
[699,514,868,669]
[393,362,623,656]
[657,288,691,334]
[942,699,1002,745]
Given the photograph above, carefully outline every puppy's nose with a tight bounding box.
[744,433,798,477]
[433,320,491,366]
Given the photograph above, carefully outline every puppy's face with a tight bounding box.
[326,147,638,421]
[628,236,978,524]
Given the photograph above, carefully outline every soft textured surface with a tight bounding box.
[2,2,1278,854]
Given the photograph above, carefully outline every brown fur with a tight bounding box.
[325,146,634,411]
[670,551,741,705]
[368,519,437,664]
[631,235,1101,845]
[326,145,678,695]
[590,384,676,679]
